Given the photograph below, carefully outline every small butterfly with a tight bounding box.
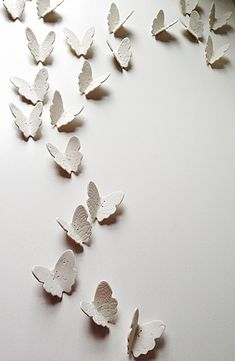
[9,102,43,139]
[78,60,110,96]
[128,308,166,358]
[87,181,124,223]
[151,9,178,37]
[80,281,118,327]
[36,0,64,18]
[209,2,232,32]
[205,35,229,66]
[47,136,83,175]
[106,37,132,69]
[180,10,203,41]
[10,68,49,105]
[64,27,95,58]
[180,0,198,16]
[107,2,134,34]
[25,27,56,64]
[3,0,25,20]
[50,90,84,129]
[57,205,92,246]
[32,249,77,298]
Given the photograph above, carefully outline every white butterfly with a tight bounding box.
[25,27,56,64]
[10,68,49,105]
[205,35,230,66]
[9,102,43,139]
[80,281,118,327]
[36,0,64,18]
[50,90,84,129]
[106,37,132,69]
[78,60,110,96]
[180,10,203,41]
[127,308,166,358]
[180,0,198,16]
[151,9,178,36]
[87,181,124,223]
[3,0,25,20]
[107,2,134,34]
[46,136,83,175]
[209,2,232,32]
[57,205,92,246]
[32,249,77,298]
[64,27,95,58]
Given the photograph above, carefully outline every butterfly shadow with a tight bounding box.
[64,234,84,254]
[88,319,109,339]
[154,31,178,43]
[1,8,26,22]
[99,205,125,226]
[210,57,230,70]
[57,116,84,133]
[43,12,62,24]
[86,87,110,101]
[213,24,234,35]
[114,26,135,40]
[136,336,166,361]
[182,30,203,44]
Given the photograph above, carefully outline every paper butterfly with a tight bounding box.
[151,9,178,36]
[50,90,84,129]
[78,60,110,96]
[127,308,166,358]
[209,2,232,32]
[87,181,124,223]
[32,249,77,298]
[3,0,25,20]
[10,68,49,105]
[64,27,95,58]
[205,35,229,66]
[180,10,203,41]
[80,281,118,327]
[9,102,43,139]
[36,0,64,18]
[106,37,131,69]
[107,2,134,34]
[57,205,92,246]
[25,27,56,64]
[180,0,198,16]
[46,136,83,175]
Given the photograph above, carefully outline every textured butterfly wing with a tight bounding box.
[151,9,165,35]
[80,27,95,56]
[209,3,232,31]
[97,191,124,222]
[78,60,93,94]
[3,0,25,20]
[50,91,64,125]
[53,249,77,294]
[64,28,81,56]
[189,10,203,39]
[10,77,38,104]
[87,181,101,221]
[34,68,49,102]
[127,308,139,355]
[206,36,229,65]
[25,28,41,62]
[115,37,132,68]
[37,0,64,17]
[70,205,92,245]
[85,73,110,95]
[107,2,120,33]
[65,136,82,173]
[9,103,41,139]
[32,266,61,295]
[26,102,43,138]
[39,31,56,62]
[180,0,198,15]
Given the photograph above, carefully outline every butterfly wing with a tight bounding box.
[127,308,139,355]
[87,181,101,222]
[69,205,92,245]
[97,191,124,222]
[81,27,95,56]
[151,9,165,35]
[107,2,120,33]
[9,103,29,138]
[189,10,203,40]
[34,68,49,102]
[78,60,92,94]
[87,73,110,95]
[40,31,56,62]
[3,0,25,20]
[115,37,131,68]
[10,76,37,104]
[180,0,198,15]
[53,249,77,295]
[50,90,64,126]
[32,266,59,295]
[47,142,66,172]
[27,102,43,138]
[25,28,40,63]
[37,0,64,17]
[64,28,82,57]
[65,136,83,173]
[210,43,229,65]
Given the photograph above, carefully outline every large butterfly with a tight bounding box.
[25,27,56,64]
[3,0,25,20]
[64,27,95,58]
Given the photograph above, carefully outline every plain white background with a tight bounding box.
[0,0,235,360]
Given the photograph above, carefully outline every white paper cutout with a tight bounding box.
[36,0,64,18]
[46,136,83,175]
[63,27,95,58]
[209,2,232,32]
[3,0,25,20]
[180,10,203,40]
[180,0,198,16]
[106,37,131,69]
[10,68,49,105]
[80,281,118,327]
[50,91,84,129]
[127,308,166,358]
[107,2,134,34]
[57,205,92,246]
[25,27,56,64]
[205,35,229,66]
[151,9,178,36]
[32,249,77,298]
[78,60,110,96]
[87,181,124,223]
[9,102,43,139]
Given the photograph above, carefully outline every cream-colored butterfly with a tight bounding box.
[64,27,95,58]
[151,9,178,36]
[50,91,84,129]
[209,2,232,32]
[106,37,132,69]
[128,308,166,358]
[87,181,124,223]
[180,0,198,16]
[57,205,92,246]
[10,68,49,105]
[25,27,56,64]
[180,10,203,40]
[9,102,43,139]
[32,249,77,298]
[80,281,118,327]
[36,0,64,18]
[46,136,83,175]
[205,35,230,66]
[78,60,110,96]
[107,2,134,34]
[3,0,25,20]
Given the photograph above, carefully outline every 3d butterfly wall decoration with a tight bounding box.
[180,0,198,16]
[36,0,64,18]
[209,2,232,32]
[151,9,178,37]
[180,10,203,41]
[3,0,25,20]
[78,60,110,96]
[205,35,230,66]
[25,27,56,64]
[64,27,95,58]
[106,37,132,69]
[107,2,134,34]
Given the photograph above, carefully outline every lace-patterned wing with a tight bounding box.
[107,3,120,33]
[81,27,95,56]
[10,76,37,104]
[50,91,64,126]
[116,37,132,68]
[78,60,92,94]
[64,28,81,56]
[87,181,101,222]
[189,10,203,39]
[34,68,49,102]
[97,191,124,222]
[71,205,92,245]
